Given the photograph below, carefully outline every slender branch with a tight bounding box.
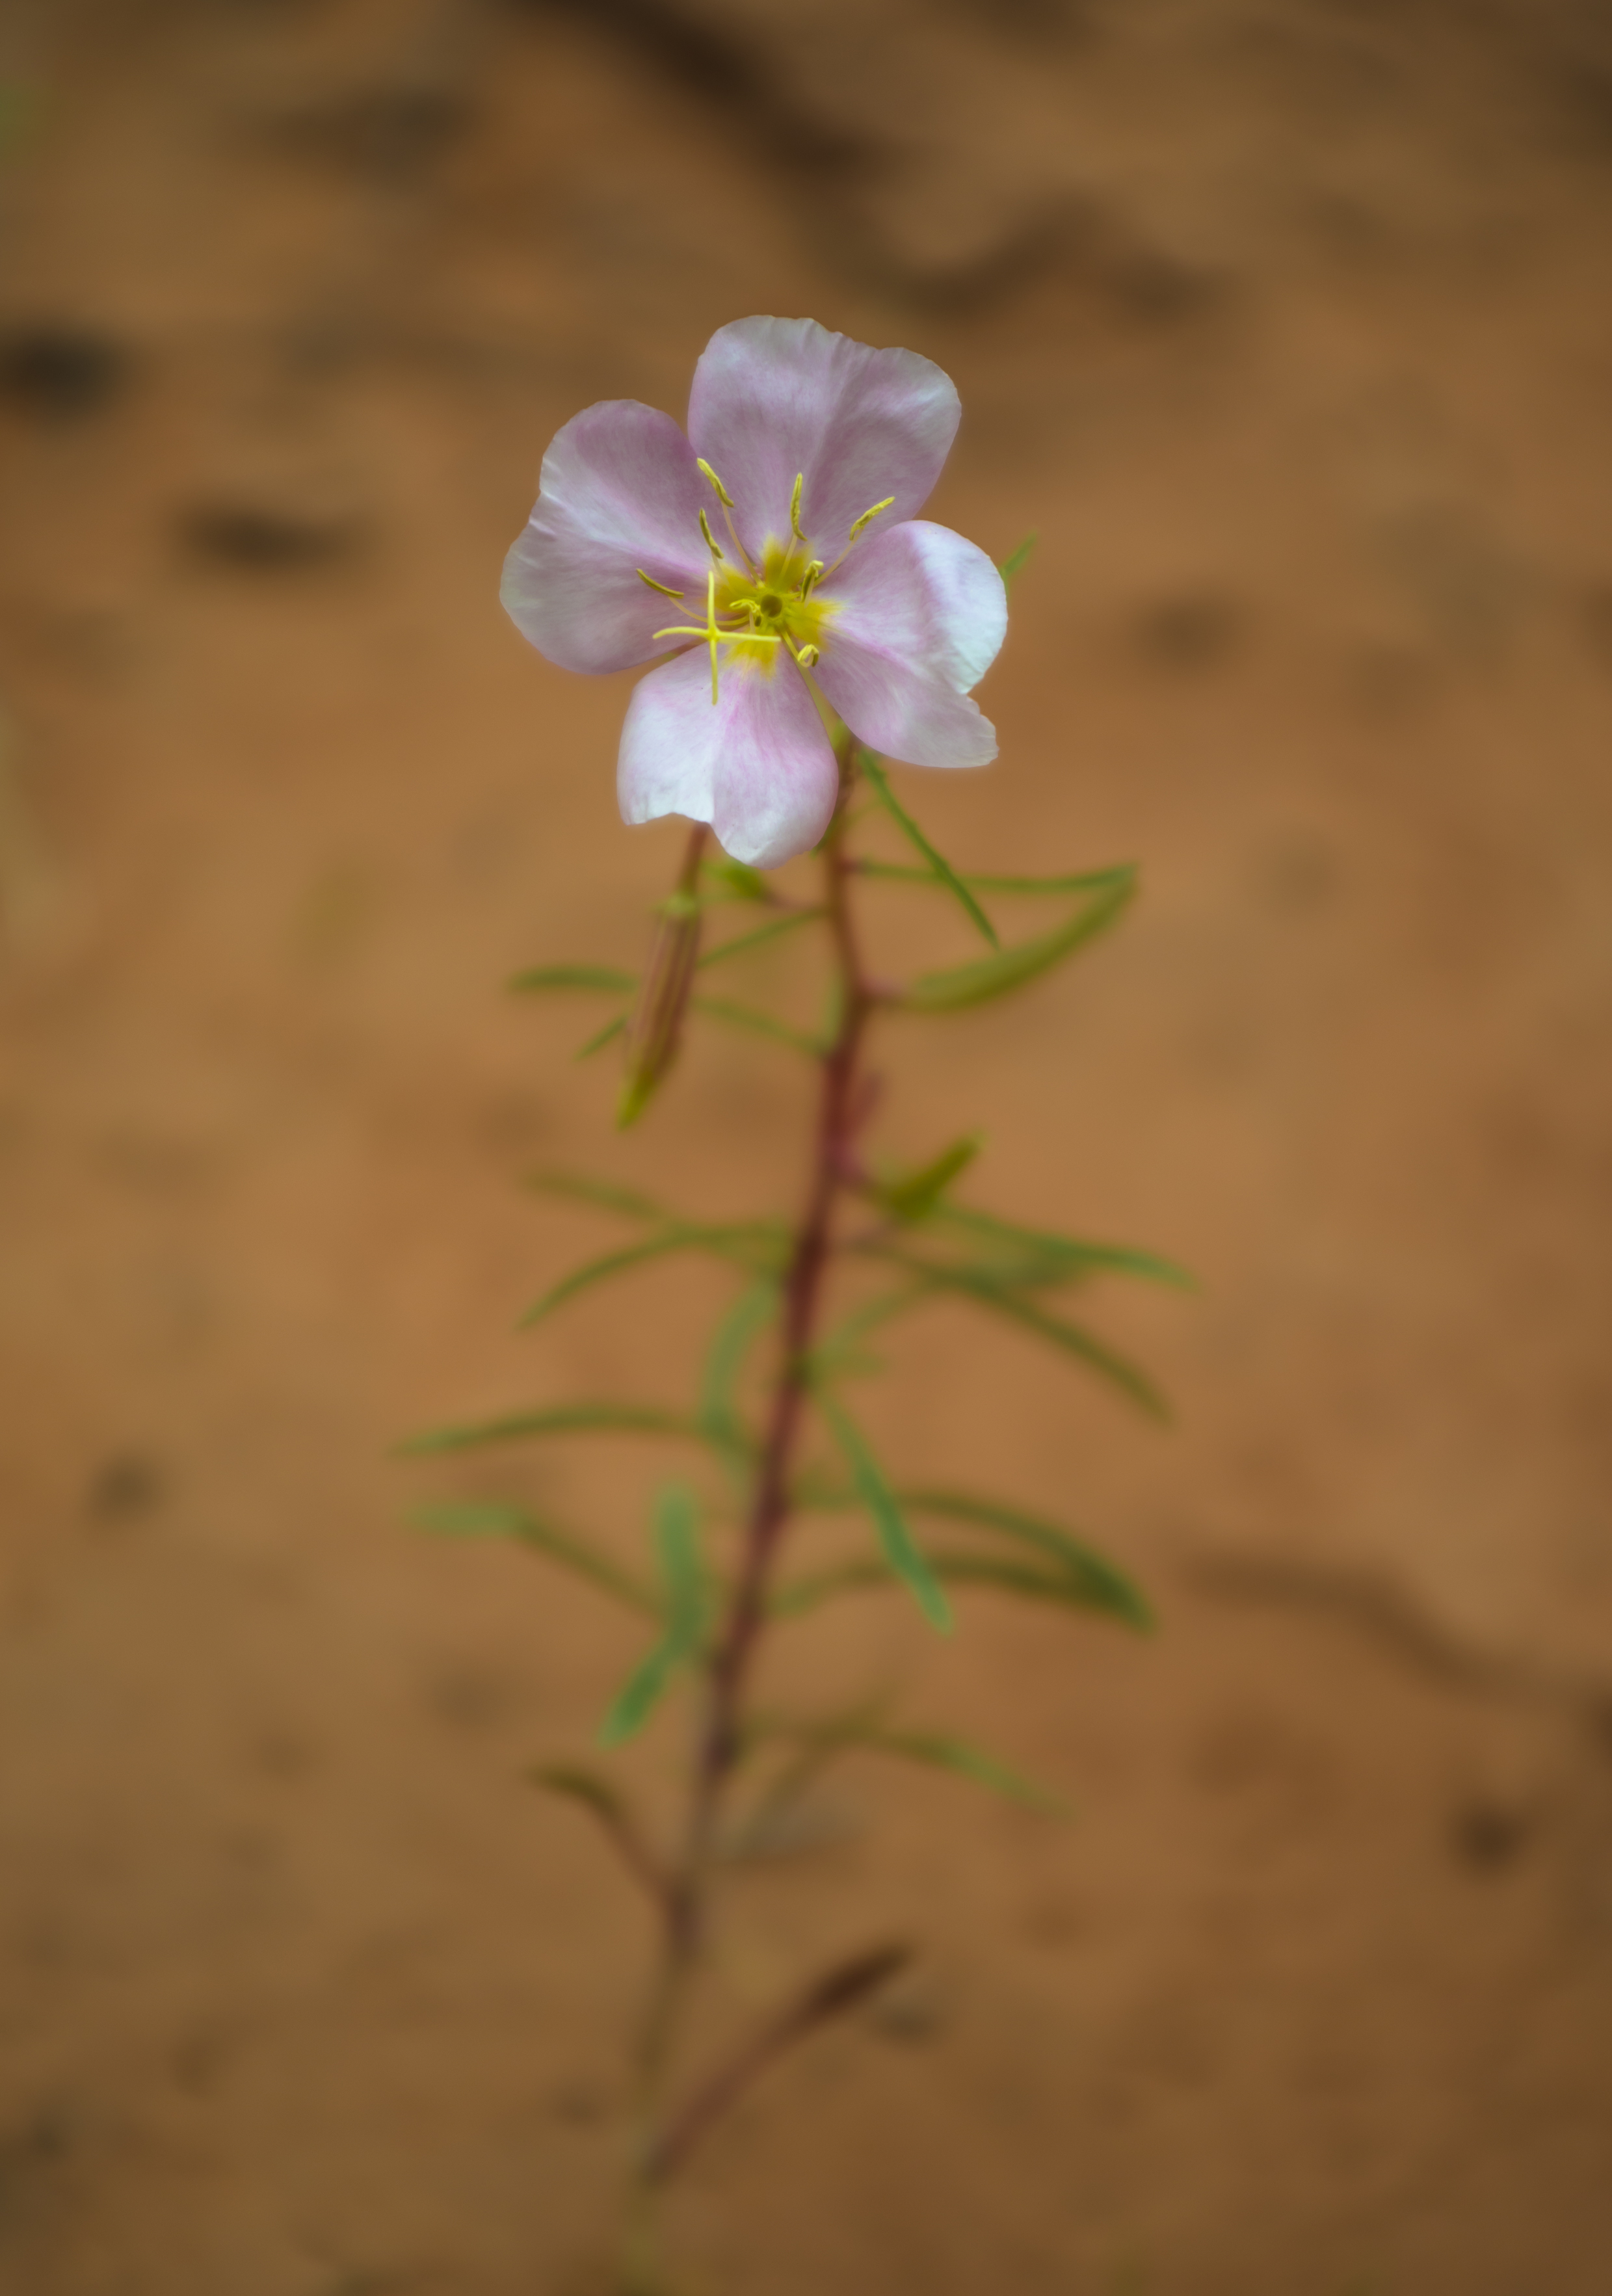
[624,730,877,2265]
[642,1942,912,2186]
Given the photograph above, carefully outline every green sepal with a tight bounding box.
[702,856,771,903]
[599,1483,707,1747]
[857,752,998,948]
[411,1501,657,1615]
[901,874,1135,1013]
[815,1393,952,1632]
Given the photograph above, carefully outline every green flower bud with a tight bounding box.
[618,831,706,1127]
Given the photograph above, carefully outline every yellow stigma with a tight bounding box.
[696,458,735,509]
[698,507,723,561]
[848,495,895,543]
[789,472,807,543]
[636,569,685,600]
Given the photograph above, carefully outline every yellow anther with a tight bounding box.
[696,458,735,509]
[799,559,825,600]
[636,569,685,600]
[698,507,724,561]
[789,472,807,543]
[795,642,820,669]
[848,495,896,544]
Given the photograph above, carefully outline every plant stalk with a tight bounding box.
[622,734,873,2285]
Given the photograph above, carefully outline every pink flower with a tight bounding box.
[501,317,1007,870]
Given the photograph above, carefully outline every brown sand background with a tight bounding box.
[3,2,1612,2290]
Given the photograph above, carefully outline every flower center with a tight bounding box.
[642,464,895,703]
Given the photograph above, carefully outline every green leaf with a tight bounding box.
[815,1393,952,1631]
[700,1280,779,1457]
[872,1133,983,1224]
[510,963,636,996]
[698,906,826,973]
[899,1490,1154,1630]
[998,532,1037,590]
[520,1222,787,1327]
[691,995,821,1055]
[927,1204,1194,1291]
[412,1501,658,1614]
[399,1401,727,1457]
[750,1708,1061,1812]
[525,1170,669,1222]
[858,752,998,948]
[575,1014,627,1061]
[858,1724,1064,1812]
[773,1550,1131,1620]
[599,1483,708,1747]
[856,862,1137,899]
[865,1252,1170,1419]
[902,876,1135,1014]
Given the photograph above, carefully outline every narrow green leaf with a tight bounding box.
[929,1204,1195,1291]
[902,877,1135,1014]
[858,752,999,948]
[816,1393,952,1631]
[697,906,826,973]
[691,995,821,1055]
[899,1490,1154,1630]
[520,1222,787,1327]
[412,1501,658,1614]
[998,532,1037,590]
[861,1725,1064,1812]
[700,1280,779,1456]
[399,1401,723,1457]
[856,862,1137,898]
[749,1708,1062,1812]
[873,1133,983,1224]
[510,963,636,996]
[774,1550,1134,1620]
[575,1014,627,1061]
[599,1483,707,1747]
[866,1252,1170,1419]
[525,1170,668,1222]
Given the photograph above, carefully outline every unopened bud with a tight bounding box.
[618,827,706,1127]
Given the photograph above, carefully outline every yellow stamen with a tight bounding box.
[789,471,807,543]
[698,507,723,561]
[848,494,896,544]
[696,458,735,509]
[636,569,685,600]
[795,642,820,668]
[799,559,825,600]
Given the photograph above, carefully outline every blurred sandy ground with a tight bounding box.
[1,2,1611,2291]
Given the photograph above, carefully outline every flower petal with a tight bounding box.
[501,401,709,674]
[812,519,1007,770]
[688,317,960,563]
[618,647,839,870]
